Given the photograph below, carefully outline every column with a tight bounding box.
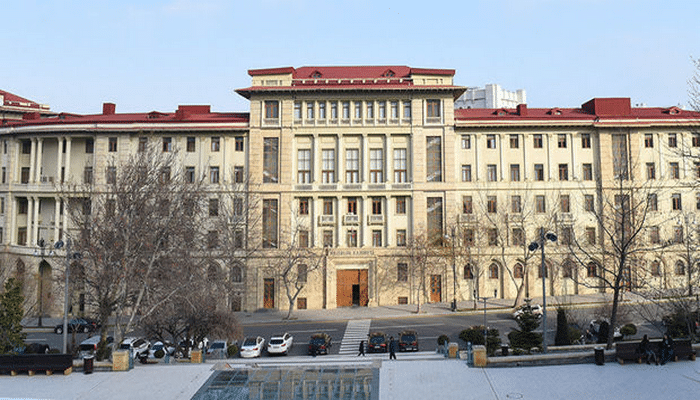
[386,135,393,184]
[26,197,34,247]
[10,197,17,244]
[362,135,369,183]
[35,138,43,182]
[32,197,40,245]
[64,138,72,183]
[29,139,36,184]
[54,198,61,242]
[56,138,64,183]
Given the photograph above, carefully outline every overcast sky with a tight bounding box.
[2,0,699,114]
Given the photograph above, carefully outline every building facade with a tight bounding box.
[454,84,526,109]
[1,66,699,317]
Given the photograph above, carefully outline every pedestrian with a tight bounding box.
[389,336,397,360]
[638,335,657,365]
[659,333,674,365]
[358,340,365,356]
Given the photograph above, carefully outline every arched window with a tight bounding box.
[562,260,573,279]
[230,265,243,283]
[489,263,499,279]
[463,263,474,279]
[675,261,685,276]
[207,263,219,282]
[14,259,26,293]
[538,263,548,278]
[651,261,661,277]
[587,262,598,278]
[513,263,524,279]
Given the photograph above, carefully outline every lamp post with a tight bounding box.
[474,289,497,342]
[528,230,557,353]
[444,227,457,312]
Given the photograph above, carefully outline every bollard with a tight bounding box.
[467,342,474,366]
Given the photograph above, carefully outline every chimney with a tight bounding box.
[516,104,528,116]
[103,102,116,115]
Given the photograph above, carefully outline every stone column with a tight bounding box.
[56,138,64,183]
[64,138,72,183]
[35,138,43,182]
[26,197,34,246]
[54,198,61,242]
[29,139,36,183]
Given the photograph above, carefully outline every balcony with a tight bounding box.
[40,176,54,184]
[556,213,575,223]
[367,214,384,225]
[343,214,360,225]
[318,215,335,226]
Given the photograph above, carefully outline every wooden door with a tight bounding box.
[430,275,442,303]
[263,278,275,309]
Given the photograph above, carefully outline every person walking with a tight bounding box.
[389,336,397,360]
[358,340,365,356]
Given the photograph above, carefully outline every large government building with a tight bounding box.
[2,66,700,317]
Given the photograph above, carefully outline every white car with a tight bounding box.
[206,340,228,359]
[267,333,293,355]
[148,341,175,359]
[513,303,543,319]
[240,336,265,358]
[119,337,151,358]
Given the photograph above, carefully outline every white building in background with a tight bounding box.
[455,84,526,109]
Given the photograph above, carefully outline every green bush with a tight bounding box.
[48,348,61,354]
[620,324,637,338]
[555,309,570,346]
[507,330,542,353]
[486,328,501,356]
[597,321,610,344]
[96,339,112,361]
[459,327,484,346]
[568,326,582,344]
[154,349,165,359]
[227,344,239,358]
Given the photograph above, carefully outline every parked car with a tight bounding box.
[53,318,99,334]
[308,333,332,355]
[79,335,114,358]
[368,332,388,353]
[240,337,265,358]
[267,333,293,356]
[512,304,543,320]
[206,340,228,359]
[24,342,50,354]
[398,330,419,352]
[587,319,622,342]
[149,341,175,359]
[119,337,151,358]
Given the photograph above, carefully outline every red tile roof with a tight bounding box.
[1,89,50,111]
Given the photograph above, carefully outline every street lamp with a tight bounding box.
[474,289,498,343]
[528,230,557,353]
[54,239,82,354]
[444,227,457,312]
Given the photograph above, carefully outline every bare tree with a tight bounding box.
[401,231,445,313]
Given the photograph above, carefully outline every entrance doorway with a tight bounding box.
[336,269,368,307]
[430,275,442,303]
[263,278,275,309]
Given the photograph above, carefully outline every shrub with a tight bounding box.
[154,349,165,359]
[568,326,582,344]
[508,330,542,353]
[555,309,570,346]
[486,328,501,356]
[662,310,693,339]
[227,344,239,358]
[620,324,637,338]
[597,321,610,344]
[459,327,484,346]
[96,340,112,361]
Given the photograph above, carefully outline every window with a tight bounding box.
[644,134,654,148]
[294,102,302,120]
[346,229,358,247]
[584,194,595,212]
[318,102,326,119]
[298,198,309,215]
[354,101,362,119]
[235,137,244,151]
[85,139,94,153]
[372,197,382,215]
[558,134,567,148]
[366,102,373,119]
[209,198,219,216]
[510,134,519,149]
[463,229,474,245]
[672,193,682,210]
[342,101,350,119]
[464,264,474,279]
[673,225,684,243]
[1,167,4,184]
[511,195,522,213]
[106,166,116,184]
[670,162,680,179]
[21,140,31,154]
[534,164,544,181]
[533,134,543,148]
[581,133,591,148]
[82,198,91,216]
[265,100,280,119]
[0,198,3,214]
[108,137,117,152]
[510,164,520,181]
[675,261,685,275]
[206,166,218,184]
[322,149,335,183]
[18,198,28,214]
[186,136,196,152]
[347,197,357,215]
[587,262,598,278]
[211,137,220,152]
[396,197,407,214]
[378,101,386,119]
[462,165,472,182]
[83,167,93,185]
[487,196,497,213]
[157,167,170,183]
[695,162,700,179]
[372,230,382,247]
[403,101,411,119]
[234,166,244,183]
[138,137,148,152]
[396,230,407,246]
[323,198,333,215]
[668,133,677,148]
[487,164,497,182]
[512,228,524,246]
[461,135,471,149]
[369,149,384,183]
[535,195,546,213]
[297,264,307,283]
[21,167,30,184]
[262,199,278,248]
[560,226,573,245]
[462,196,473,214]
[390,101,398,119]
[488,229,498,246]
[486,134,496,149]
[694,134,700,147]
[514,264,524,279]
[162,137,172,152]
[562,260,573,278]
[263,138,279,183]
[346,149,360,183]
[426,197,443,245]
[489,263,499,279]
[582,164,593,180]
[233,198,244,216]
[426,99,441,119]
[586,227,596,245]
[207,230,219,249]
[648,193,658,211]
[394,148,407,183]
[558,164,569,181]
[560,194,570,213]
[397,263,408,282]
[307,102,315,120]
[182,166,194,184]
[651,261,661,276]
[646,163,656,180]
[426,137,442,182]
[697,193,700,210]
[330,102,338,120]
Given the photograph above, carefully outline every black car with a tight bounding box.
[398,330,419,352]
[54,318,99,334]
[308,333,332,355]
[368,332,388,353]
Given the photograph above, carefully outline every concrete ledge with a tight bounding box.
[485,349,615,368]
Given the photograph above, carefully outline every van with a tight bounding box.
[79,335,113,358]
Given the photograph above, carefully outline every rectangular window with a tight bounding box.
[330,102,338,120]
[646,163,656,180]
[396,230,407,247]
[322,149,335,183]
[512,228,524,246]
[162,137,172,152]
[510,164,520,181]
[464,229,475,246]
[558,134,567,148]
[390,101,398,119]
[0,198,3,214]
[263,138,279,183]
[581,133,591,148]
[21,167,30,184]
[17,227,26,246]
[371,197,382,215]
[582,164,593,180]
[649,226,660,244]
[297,264,307,283]
[307,102,315,120]
[396,197,407,214]
[85,139,94,153]
[108,137,117,152]
[461,135,471,149]
[1,167,5,184]
[18,198,28,214]
[488,228,498,246]
[534,164,544,181]
[346,149,360,183]
[233,198,244,216]
[318,102,326,119]
[461,165,472,182]
[323,230,333,247]
[187,137,196,152]
[426,137,442,182]
[106,166,117,184]
[586,227,597,245]
[510,134,519,149]
[262,199,278,248]
[674,226,684,243]
[511,195,522,213]
[372,230,382,247]
[486,134,496,149]
[369,149,384,183]
[234,166,244,183]
[138,137,147,152]
[560,194,570,213]
[535,195,546,213]
[394,148,407,183]
[185,166,195,183]
[207,230,219,249]
[299,198,309,215]
[265,100,280,119]
[695,162,700,179]
[21,140,31,154]
[397,263,408,282]
[347,197,357,215]
[211,137,220,152]
[644,134,654,148]
[294,102,302,120]
[648,193,658,211]
[378,101,386,119]
[560,226,573,245]
[693,134,700,147]
[584,194,594,212]
[487,196,497,213]
[347,229,358,247]
[670,162,680,179]
[697,193,700,210]
[462,196,473,214]
[209,198,219,216]
[323,198,333,215]
[83,167,93,185]
[426,197,443,245]
[487,164,497,182]
[672,193,682,210]
[298,230,309,248]
[366,102,373,119]
[210,166,219,184]
[668,133,677,148]
[159,167,171,183]
[558,164,569,181]
[403,101,411,118]
[426,99,441,119]
[533,134,543,148]
[342,101,350,119]
[235,137,244,151]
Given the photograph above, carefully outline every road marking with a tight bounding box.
[368,323,446,329]
[286,328,340,334]
[338,319,371,355]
